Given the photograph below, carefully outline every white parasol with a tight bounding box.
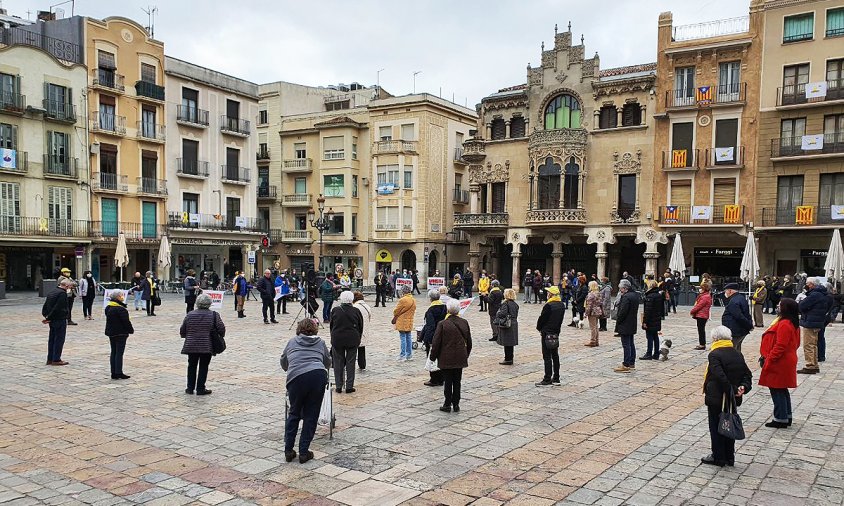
[115,232,129,282]
[824,228,844,281]
[739,230,760,284]
[157,235,172,281]
[668,232,686,279]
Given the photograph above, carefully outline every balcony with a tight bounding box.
[137,177,168,197]
[220,116,250,137]
[453,147,468,165]
[43,155,78,179]
[134,80,165,102]
[666,83,746,109]
[42,99,76,123]
[221,165,250,184]
[671,15,749,41]
[760,207,843,227]
[92,172,128,193]
[0,26,83,64]
[176,158,209,178]
[257,186,277,200]
[282,193,311,206]
[257,147,271,163]
[167,212,266,232]
[657,205,744,226]
[452,188,469,204]
[372,139,418,155]
[454,212,509,229]
[0,91,25,115]
[777,79,844,108]
[461,139,486,163]
[0,151,27,174]
[525,208,587,226]
[279,230,312,243]
[704,146,745,168]
[91,68,125,93]
[176,105,209,127]
[0,217,89,238]
[90,113,126,136]
[662,149,700,170]
[137,121,166,143]
[282,158,313,172]
[90,221,163,240]
[771,135,844,160]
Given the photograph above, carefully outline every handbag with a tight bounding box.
[543,333,559,350]
[495,304,512,328]
[209,313,227,355]
[717,390,746,440]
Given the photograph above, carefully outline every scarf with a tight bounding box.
[753,286,764,305]
[430,300,443,307]
[546,295,561,303]
[703,339,734,392]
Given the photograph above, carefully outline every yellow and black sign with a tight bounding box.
[375,249,392,263]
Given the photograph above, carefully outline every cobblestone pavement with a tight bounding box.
[1,293,842,505]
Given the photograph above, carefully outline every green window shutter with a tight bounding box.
[828,8,844,35]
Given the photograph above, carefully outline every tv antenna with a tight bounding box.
[49,0,75,17]
[141,6,158,38]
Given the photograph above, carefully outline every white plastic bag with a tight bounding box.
[425,357,439,372]
[318,383,333,426]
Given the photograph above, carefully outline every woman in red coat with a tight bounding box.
[690,282,713,350]
[758,298,800,429]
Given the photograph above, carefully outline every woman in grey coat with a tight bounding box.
[599,277,612,331]
[180,294,225,395]
[495,288,519,365]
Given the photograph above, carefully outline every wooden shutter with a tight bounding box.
[491,182,506,213]
[670,180,692,206]
[713,178,736,206]
[0,182,20,216]
[48,186,71,220]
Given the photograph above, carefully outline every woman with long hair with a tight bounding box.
[690,282,713,350]
[758,298,800,428]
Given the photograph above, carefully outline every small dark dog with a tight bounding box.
[658,339,673,361]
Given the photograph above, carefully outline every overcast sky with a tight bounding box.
[10,0,748,106]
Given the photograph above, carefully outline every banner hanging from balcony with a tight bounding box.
[692,206,712,220]
[796,206,815,225]
[714,147,735,162]
[805,81,827,99]
[671,150,688,168]
[831,206,844,221]
[801,134,824,150]
[723,205,742,224]
[189,213,201,224]
[377,183,397,195]
[0,149,16,169]
[695,86,712,105]
[234,216,247,228]
[664,206,680,223]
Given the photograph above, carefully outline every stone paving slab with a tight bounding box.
[1,293,842,504]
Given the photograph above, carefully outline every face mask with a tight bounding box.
[86,274,92,278]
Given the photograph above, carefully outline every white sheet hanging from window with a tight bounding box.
[801,134,824,150]
[805,81,828,99]
[692,206,712,220]
[234,216,247,227]
[831,205,844,221]
[189,213,201,224]
[714,147,735,162]
[0,149,16,169]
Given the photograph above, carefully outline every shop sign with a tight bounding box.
[694,247,744,258]
[375,249,393,263]
[75,246,85,258]
[800,249,828,258]
[247,251,256,264]
[171,238,247,246]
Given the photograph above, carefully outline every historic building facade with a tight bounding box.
[456,25,659,289]
[755,0,844,276]
[164,56,261,281]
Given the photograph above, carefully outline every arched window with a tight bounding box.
[563,157,580,209]
[544,94,582,130]
[537,156,561,209]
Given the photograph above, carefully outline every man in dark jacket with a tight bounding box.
[640,281,664,360]
[523,269,533,303]
[42,280,71,365]
[462,270,474,297]
[329,291,363,393]
[536,286,565,386]
[374,271,389,308]
[721,283,753,352]
[487,280,504,342]
[104,290,134,379]
[422,289,448,386]
[256,269,278,324]
[797,277,830,374]
[614,279,640,372]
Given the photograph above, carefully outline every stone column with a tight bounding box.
[616,107,623,127]
[485,123,492,140]
[639,104,647,126]
[593,109,600,130]
[505,120,511,139]
[551,251,563,285]
[511,243,522,291]
[596,252,609,280]
[644,251,660,277]
[468,249,480,284]
[469,183,480,214]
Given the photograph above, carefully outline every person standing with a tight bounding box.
[180,293,225,395]
[422,289,448,386]
[759,298,800,428]
[42,280,71,365]
[256,269,279,324]
[183,269,198,314]
[448,274,463,299]
[487,280,503,342]
[130,271,144,311]
[532,270,544,304]
[140,271,158,316]
[57,267,78,325]
[536,286,564,385]
[430,299,472,413]
[523,269,533,303]
[392,284,417,361]
[319,274,338,323]
[584,281,604,347]
[275,272,291,315]
[599,277,612,332]
[640,280,664,360]
[329,291,363,393]
[614,279,640,373]
[570,274,588,326]
[797,277,830,374]
[819,282,835,363]
[79,270,98,321]
[234,271,248,318]
[691,282,713,350]
[280,318,331,464]
[104,290,133,379]
[751,280,768,328]
[374,270,389,308]
[462,269,474,299]
[352,292,371,370]
[496,289,519,365]
[768,276,782,314]
[478,272,490,312]
[721,283,753,352]
[411,270,421,295]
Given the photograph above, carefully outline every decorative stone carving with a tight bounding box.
[505,228,530,246]
[528,67,543,86]
[454,213,509,228]
[526,209,587,223]
[468,161,510,184]
[542,50,556,69]
[634,226,668,248]
[528,128,588,165]
[428,123,445,232]
[555,73,568,84]
[586,228,617,246]
[568,45,585,66]
[610,208,641,224]
[612,150,642,175]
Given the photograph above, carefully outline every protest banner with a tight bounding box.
[204,290,225,310]
[458,296,476,316]
[102,289,129,308]
[396,278,413,291]
[427,277,445,289]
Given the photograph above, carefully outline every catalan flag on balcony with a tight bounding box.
[664,205,680,223]
[672,149,688,168]
[696,86,712,105]
[795,206,815,225]
[723,205,742,224]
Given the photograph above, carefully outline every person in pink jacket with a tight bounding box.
[690,282,713,350]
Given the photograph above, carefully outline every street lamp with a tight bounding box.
[308,194,334,273]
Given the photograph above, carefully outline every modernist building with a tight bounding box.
[456,25,659,289]
[755,0,844,276]
[651,7,763,280]
[164,56,261,280]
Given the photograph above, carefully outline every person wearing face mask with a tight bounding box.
[690,282,713,350]
[79,270,98,321]
[275,271,291,315]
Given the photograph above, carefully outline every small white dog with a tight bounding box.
[572,316,585,329]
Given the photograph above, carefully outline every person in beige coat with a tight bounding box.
[393,284,417,361]
[752,280,768,328]
[353,291,372,370]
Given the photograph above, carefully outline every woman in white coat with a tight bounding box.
[353,291,372,370]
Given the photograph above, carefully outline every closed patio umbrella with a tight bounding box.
[739,230,760,288]
[668,232,686,279]
[824,228,844,282]
[115,232,129,282]
[157,235,171,281]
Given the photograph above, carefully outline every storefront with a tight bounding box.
[168,233,258,282]
[800,249,827,277]
[373,248,393,275]
[693,247,744,280]
[0,243,85,291]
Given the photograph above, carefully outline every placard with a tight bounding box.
[457,296,477,316]
[102,289,129,308]
[689,276,701,283]
[204,290,225,310]
[235,216,247,228]
[427,277,445,289]
[274,286,284,301]
[395,278,413,291]
[691,206,712,220]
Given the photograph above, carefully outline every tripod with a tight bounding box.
[287,281,324,330]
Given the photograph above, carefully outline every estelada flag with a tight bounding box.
[672,149,688,168]
[664,205,680,223]
[795,206,814,225]
[723,205,741,224]
[696,86,712,105]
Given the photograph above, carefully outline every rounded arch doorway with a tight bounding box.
[401,249,417,273]
[428,250,438,276]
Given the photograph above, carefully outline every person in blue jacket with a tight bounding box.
[797,277,831,374]
[275,271,291,315]
[234,271,249,319]
[721,283,753,352]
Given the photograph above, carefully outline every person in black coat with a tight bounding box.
[797,278,830,373]
[536,286,565,385]
[374,271,389,308]
[701,325,752,467]
[640,281,665,360]
[183,269,199,314]
[42,280,71,365]
[721,283,753,352]
[614,279,640,372]
[329,291,363,393]
[256,269,279,324]
[487,281,504,342]
[462,270,474,298]
[422,289,448,387]
[104,290,134,379]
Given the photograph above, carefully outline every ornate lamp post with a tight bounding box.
[307,194,334,273]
